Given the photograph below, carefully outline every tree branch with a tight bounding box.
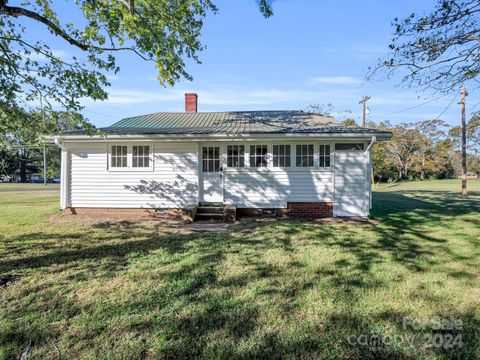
[0,3,152,60]
[0,4,90,51]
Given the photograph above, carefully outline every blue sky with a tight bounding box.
[25,0,480,128]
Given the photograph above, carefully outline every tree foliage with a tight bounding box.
[370,0,480,93]
[0,0,272,131]
[0,109,89,181]
[370,120,459,182]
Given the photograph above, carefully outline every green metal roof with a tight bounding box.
[66,110,392,137]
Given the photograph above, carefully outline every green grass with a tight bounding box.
[0,183,60,191]
[0,180,479,359]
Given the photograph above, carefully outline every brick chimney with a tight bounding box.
[185,93,198,112]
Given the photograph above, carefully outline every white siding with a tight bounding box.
[68,142,198,208]
[64,139,371,217]
[224,169,333,208]
[334,150,368,217]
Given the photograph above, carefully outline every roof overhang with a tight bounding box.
[49,132,392,143]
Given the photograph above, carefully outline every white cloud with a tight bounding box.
[310,76,362,85]
[82,86,361,108]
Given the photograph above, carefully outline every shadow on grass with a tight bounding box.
[1,190,479,358]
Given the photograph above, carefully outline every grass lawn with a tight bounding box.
[0,180,479,359]
[0,183,60,191]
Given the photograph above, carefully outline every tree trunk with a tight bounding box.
[461,84,468,198]
[421,157,425,181]
[20,157,26,182]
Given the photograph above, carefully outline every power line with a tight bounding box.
[82,109,122,119]
[434,93,458,120]
[382,93,451,117]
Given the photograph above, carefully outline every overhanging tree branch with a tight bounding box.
[0,3,151,60]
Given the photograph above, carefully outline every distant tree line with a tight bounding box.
[0,110,91,182]
[370,118,480,183]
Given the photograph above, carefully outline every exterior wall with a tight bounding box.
[221,141,334,208]
[68,142,198,208]
[224,168,333,208]
[333,148,369,217]
[63,138,372,217]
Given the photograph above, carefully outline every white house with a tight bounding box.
[54,93,392,219]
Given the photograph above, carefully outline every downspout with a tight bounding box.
[54,137,67,151]
[54,137,69,209]
[365,136,377,152]
[365,136,376,216]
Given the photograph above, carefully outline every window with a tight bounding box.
[111,146,127,168]
[335,143,364,151]
[296,144,314,167]
[273,145,291,167]
[202,146,220,172]
[227,145,245,168]
[132,145,150,168]
[109,144,153,170]
[250,145,268,167]
[319,144,331,168]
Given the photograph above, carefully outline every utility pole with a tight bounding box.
[40,93,47,186]
[359,96,370,128]
[460,84,468,198]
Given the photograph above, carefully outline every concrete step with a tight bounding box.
[195,212,224,221]
[197,206,224,214]
[198,202,224,207]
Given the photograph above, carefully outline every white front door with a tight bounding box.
[199,145,223,203]
[334,151,368,217]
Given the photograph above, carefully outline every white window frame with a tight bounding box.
[108,143,154,172]
[319,144,332,168]
[272,144,292,168]
[295,143,315,168]
[110,145,128,169]
[249,144,268,168]
[202,145,221,173]
[226,144,246,168]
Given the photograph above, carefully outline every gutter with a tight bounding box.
[52,132,392,143]
[53,137,67,151]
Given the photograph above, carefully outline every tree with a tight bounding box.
[341,118,357,127]
[449,115,480,154]
[0,109,89,181]
[0,147,17,181]
[0,0,272,131]
[385,123,421,179]
[304,104,353,122]
[370,0,479,194]
[370,0,480,93]
[412,119,449,180]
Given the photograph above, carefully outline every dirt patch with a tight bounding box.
[0,274,20,288]
[49,212,183,228]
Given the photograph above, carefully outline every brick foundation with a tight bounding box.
[286,202,333,218]
[67,202,333,220]
[237,202,333,219]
